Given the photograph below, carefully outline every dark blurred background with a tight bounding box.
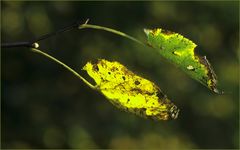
[1,1,239,149]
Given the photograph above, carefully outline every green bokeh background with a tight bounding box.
[1,1,239,149]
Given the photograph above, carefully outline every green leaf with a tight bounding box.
[83,59,179,120]
[144,28,220,93]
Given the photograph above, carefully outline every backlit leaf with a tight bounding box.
[83,59,179,120]
[144,28,220,93]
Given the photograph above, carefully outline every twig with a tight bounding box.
[2,19,144,48]
[31,20,80,43]
[1,42,32,48]
[1,20,82,49]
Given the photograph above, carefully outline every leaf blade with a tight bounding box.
[83,59,179,120]
[144,28,219,93]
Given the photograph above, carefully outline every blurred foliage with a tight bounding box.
[1,1,239,149]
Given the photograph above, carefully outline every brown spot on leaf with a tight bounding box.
[135,80,140,85]
[130,88,142,93]
[111,66,119,72]
[198,56,218,90]
[161,29,175,35]
[193,53,219,93]
[93,64,99,71]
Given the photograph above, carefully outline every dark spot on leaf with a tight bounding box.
[108,72,111,75]
[201,76,208,83]
[111,66,119,72]
[127,99,130,103]
[93,64,99,71]
[190,68,196,71]
[122,76,126,80]
[135,80,140,85]
[161,29,174,35]
[130,88,142,93]
[172,51,177,55]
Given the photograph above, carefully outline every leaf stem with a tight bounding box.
[79,24,144,45]
[31,47,96,90]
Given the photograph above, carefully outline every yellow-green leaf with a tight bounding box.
[144,28,220,93]
[83,59,179,120]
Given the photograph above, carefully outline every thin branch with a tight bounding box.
[1,42,32,48]
[1,20,82,49]
[31,48,96,90]
[2,19,144,49]
[79,24,144,46]
[31,20,80,43]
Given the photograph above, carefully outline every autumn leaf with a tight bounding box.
[144,28,220,93]
[83,59,179,120]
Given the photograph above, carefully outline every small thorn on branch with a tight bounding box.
[84,18,90,25]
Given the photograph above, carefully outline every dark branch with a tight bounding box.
[1,42,32,48]
[1,19,83,49]
[31,20,80,43]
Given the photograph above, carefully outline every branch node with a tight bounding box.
[32,42,39,48]
[84,18,90,25]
